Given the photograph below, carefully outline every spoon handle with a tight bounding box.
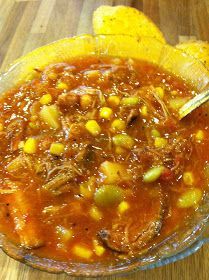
[179,89,209,120]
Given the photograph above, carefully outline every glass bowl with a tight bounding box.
[1,34,209,277]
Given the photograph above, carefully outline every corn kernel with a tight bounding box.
[18,141,25,149]
[85,120,101,136]
[93,240,105,256]
[183,172,194,186]
[50,143,65,156]
[99,107,113,120]
[29,122,39,129]
[73,245,93,259]
[23,138,37,154]
[118,201,129,214]
[155,87,164,99]
[89,206,103,221]
[56,81,68,90]
[56,226,73,242]
[195,130,204,142]
[30,115,38,122]
[0,123,4,131]
[39,93,52,105]
[154,137,167,148]
[177,188,202,208]
[115,146,126,155]
[79,177,95,198]
[113,134,134,149]
[151,129,161,138]
[80,94,93,110]
[47,72,57,80]
[107,96,120,107]
[140,105,148,117]
[111,119,126,132]
[121,96,139,106]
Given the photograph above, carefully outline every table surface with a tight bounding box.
[1,0,209,279]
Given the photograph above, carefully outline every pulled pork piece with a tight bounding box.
[7,119,25,151]
[127,109,139,127]
[99,187,164,254]
[57,92,79,110]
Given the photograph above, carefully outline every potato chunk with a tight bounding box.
[99,161,130,184]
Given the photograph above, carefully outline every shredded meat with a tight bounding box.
[7,119,25,151]
[99,187,164,254]
[57,92,79,110]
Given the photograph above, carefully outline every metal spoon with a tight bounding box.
[178,89,209,119]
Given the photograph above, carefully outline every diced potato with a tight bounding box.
[94,185,123,207]
[85,120,101,136]
[118,201,129,214]
[47,71,58,80]
[183,172,194,186]
[80,94,93,110]
[107,95,120,107]
[40,105,60,129]
[84,70,100,79]
[79,177,96,198]
[93,5,165,43]
[195,130,204,142]
[121,97,139,106]
[112,134,134,149]
[89,206,103,221]
[56,226,73,242]
[99,107,113,120]
[56,81,68,90]
[143,166,164,183]
[93,240,105,256]
[155,87,164,99]
[151,129,161,138]
[50,143,65,156]
[73,245,93,259]
[154,137,167,148]
[177,188,203,208]
[100,161,130,184]
[23,138,37,154]
[30,115,38,122]
[111,119,126,132]
[140,105,148,117]
[39,93,52,105]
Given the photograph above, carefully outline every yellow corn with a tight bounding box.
[79,177,95,198]
[183,172,194,186]
[195,130,204,142]
[56,226,73,242]
[47,72,57,80]
[89,206,103,221]
[99,107,113,120]
[140,105,148,117]
[73,245,93,259]
[154,137,168,148]
[107,96,120,107]
[115,146,126,155]
[93,240,105,256]
[56,81,68,90]
[155,87,164,99]
[111,119,126,132]
[177,188,202,208]
[151,129,161,138]
[118,201,129,214]
[50,143,65,156]
[30,115,38,122]
[121,96,139,106]
[39,93,52,105]
[85,120,101,136]
[0,123,4,131]
[23,138,37,154]
[29,122,39,129]
[113,134,134,149]
[80,94,93,110]
[18,141,25,150]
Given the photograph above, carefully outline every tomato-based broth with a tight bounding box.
[0,56,208,263]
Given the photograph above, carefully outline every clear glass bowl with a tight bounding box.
[1,34,209,277]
